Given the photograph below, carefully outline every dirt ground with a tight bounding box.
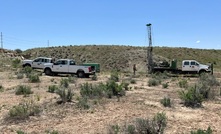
[0,71,221,134]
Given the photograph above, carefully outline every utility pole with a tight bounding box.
[1,32,3,49]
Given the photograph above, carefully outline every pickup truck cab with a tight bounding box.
[181,60,211,74]
[22,57,52,69]
[44,59,95,78]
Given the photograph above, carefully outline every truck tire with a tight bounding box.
[77,71,85,78]
[23,64,31,68]
[45,68,52,76]
[199,70,206,75]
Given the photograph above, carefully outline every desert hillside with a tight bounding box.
[22,45,221,72]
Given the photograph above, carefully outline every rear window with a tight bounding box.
[184,61,189,65]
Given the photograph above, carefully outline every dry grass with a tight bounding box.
[0,69,221,133]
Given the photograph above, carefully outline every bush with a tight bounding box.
[28,73,40,83]
[108,112,167,134]
[23,66,32,77]
[60,78,69,88]
[130,79,136,84]
[15,85,33,96]
[91,74,98,81]
[191,126,212,134]
[8,99,40,120]
[16,130,26,134]
[178,79,188,88]
[110,71,119,82]
[148,78,161,87]
[77,97,90,109]
[14,48,23,54]
[106,80,125,98]
[108,124,120,134]
[12,58,21,68]
[68,75,76,83]
[17,73,24,79]
[0,85,4,92]
[48,85,59,93]
[122,82,129,91]
[162,82,169,89]
[56,87,73,103]
[160,97,171,107]
[80,83,106,99]
[179,85,203,107]
[198,73,220,100]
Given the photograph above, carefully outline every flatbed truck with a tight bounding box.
[152,59,213,75]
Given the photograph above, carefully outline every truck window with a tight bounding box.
[61,60,68,65]
[70,60,76,65]
[34,58,41,62]
[184,61,189,65]
[191,61,196,65]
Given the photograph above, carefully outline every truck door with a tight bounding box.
[182,61,191,71]
[53,60,69,72]
[32,58,43,69]
[68,60,78,73]
[190,61,199,72]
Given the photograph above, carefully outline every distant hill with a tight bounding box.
[22,45,221,72]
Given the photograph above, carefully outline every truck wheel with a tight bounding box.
[45,68,52,76]
[199,70,205,75]
[23,64,31,68]
[77,71,85,78]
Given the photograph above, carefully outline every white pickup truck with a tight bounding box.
[43,59,95,78]
[22,57,52,69]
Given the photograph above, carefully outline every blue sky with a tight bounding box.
[0,0,220,50]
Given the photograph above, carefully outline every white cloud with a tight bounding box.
[196,40,200,44]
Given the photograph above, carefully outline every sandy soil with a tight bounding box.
[0,71,221,134]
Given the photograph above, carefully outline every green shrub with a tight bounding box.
[91,74,98,81]
[198,73,220,100]
[80,82,106,99]
[56,88,73,103]
[17,73,24,79]
[162,82,169,89]
[108,124,120,134]
[178,79,188,88]
[160,97,171,107]
[48,85,59,93]
[106,80,125,98]
[126,124,136,134]
[60,78,69,88]
[179,85,203,107]
[28,73,40,83]
[110,71,119,82]
[9,99,40,120]
[16,130,26,134]
[0,85,4,92]
[12,58,21,68]
[68,75,76,83]
[148,78,161,87]
[15,85,33,96]
[77,97,90,109]
[190,126,212,134]
[14,49,23,54]
[108,112,167,134]
[130,79,136,84]
[122,82,130,91]
[23,66,32,77]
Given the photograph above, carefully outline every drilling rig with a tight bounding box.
[146,23,153,74]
